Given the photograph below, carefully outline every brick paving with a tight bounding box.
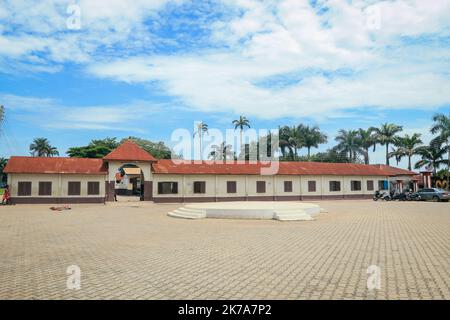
[0,200,449,300]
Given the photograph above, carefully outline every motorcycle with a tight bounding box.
[373,190,391,201]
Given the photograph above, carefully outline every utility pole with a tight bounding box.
[0,105,4,129]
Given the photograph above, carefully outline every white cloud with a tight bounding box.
[0,93,169,132]
[85,0,450,119]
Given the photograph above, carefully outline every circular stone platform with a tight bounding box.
[167,201,323,221]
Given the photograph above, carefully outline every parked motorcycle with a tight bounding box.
[373,190,391,201]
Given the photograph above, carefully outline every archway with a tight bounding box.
[114,164,144,201]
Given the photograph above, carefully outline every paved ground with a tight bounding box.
[0,200,449,300]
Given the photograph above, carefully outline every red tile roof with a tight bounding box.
[153,160,417,176]
[4,157,108,175]
[369,164,418,176]
[103,140,156,162]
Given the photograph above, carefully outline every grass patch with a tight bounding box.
[0,188,4,196]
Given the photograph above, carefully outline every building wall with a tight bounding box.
[7,173,107,203]
[152,173,390,202]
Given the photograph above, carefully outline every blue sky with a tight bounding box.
[0,0,449,168]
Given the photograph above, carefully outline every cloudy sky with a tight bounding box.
[0,0,449,167]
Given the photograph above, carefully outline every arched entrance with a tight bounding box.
[115,164,144,201]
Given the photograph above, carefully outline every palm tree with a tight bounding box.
[193,122,208,160]
[0,157,8,184]
[232,116,250,159]
[371,123,403,166]
[29,138,59,157]
[334,129,362,163]
[357,128,377,165]
[209,142,234,161]
[430,113,450,189]
[414,142,447,175]
[278,126,294,159]
[287,125,304,159]
[301,125,327,159]
[389,133,423,171]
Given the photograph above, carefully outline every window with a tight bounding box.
[367,180,374,191]
[193,181,206,194]
[256,181,266,193]
[329,181,341,192]
[87,181,100,195]
[284,181,293,192]
[38,182,52,196]
[68,182,81,196]
[158,182,178,194]
[351,180,362,191]
[227,181,237,194]
[17,182,32,196]
[308,181,316,192]
[378,180,387,190]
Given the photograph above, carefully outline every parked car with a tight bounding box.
[415,188,449,202]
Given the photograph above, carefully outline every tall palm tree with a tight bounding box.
[301,125,327,159]
[430,113,450,189]
[193,122,208,160]
[371,123,403,166]
[389,133,423,171]
[357,128,377,165]
[287,125,304,159]
[278,125,294,159]
[29,138,59,157]
[414,142,447,175]
[334,129,362,163]
[232,116,250,159]
[209,142,234,161]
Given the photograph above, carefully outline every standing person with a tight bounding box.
[2,184,11,205]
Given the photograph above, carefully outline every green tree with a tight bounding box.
[121,137,175,159]
[371,123,403,166]
[29,138,59,157]
[67,137,119,158]
[430,112,450,189]
[414,142,447,175]
[278,126,294,159]
[232,116,250,158]
[209,142,235,161]
[300,125,327,159]
[334,129,361,163]
[193,122,208,160]
[0,157,8,184]
[295,147,351,163]
[357,128,377,165]
[389,133,423,171]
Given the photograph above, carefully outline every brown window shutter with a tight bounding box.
[88,182,100,195]
[68,182,81,196]
[308,181,316,192]
[367,180,374,191]
[284,181,293,192]
[201,182,206,194]
[39,182,52,196]
[256,181,266,193]
[18,182,32,196]
[227,181,237,193]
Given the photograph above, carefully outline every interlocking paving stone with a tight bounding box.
[0,200,448,300]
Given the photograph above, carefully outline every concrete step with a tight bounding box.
[274,210,314,221]
[167,208,206,219]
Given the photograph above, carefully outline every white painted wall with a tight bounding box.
[152,174,391,198]
[8,173,106,197]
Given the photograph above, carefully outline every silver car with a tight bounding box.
[416,188,449,202]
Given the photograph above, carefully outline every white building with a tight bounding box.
[4,140,419,204]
